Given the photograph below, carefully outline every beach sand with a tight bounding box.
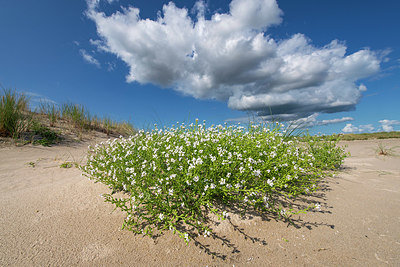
[0,138,399,266]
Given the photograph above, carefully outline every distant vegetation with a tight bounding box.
[339,131,400,140]
[0,89,136,146]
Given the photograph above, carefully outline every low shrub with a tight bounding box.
[82,121,347,243]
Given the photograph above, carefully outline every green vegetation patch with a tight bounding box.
[31,120,59,146]
[82,121,347,243]
[60,162,75,168]
[340,131,400,141]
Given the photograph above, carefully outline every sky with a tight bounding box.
[0,0,399,134]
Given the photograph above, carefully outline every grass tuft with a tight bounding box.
[38,101,60,127]
[0,89,31,138]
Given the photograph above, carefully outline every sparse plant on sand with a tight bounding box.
[82,120,347,243]
[60,161,75,168]
[376,143,398,156]
[27,161,36,168]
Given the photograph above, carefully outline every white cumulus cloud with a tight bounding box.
[379,119,400,132]
[86,0,380,119]
[342,123,374,133]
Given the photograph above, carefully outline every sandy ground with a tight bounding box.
[0,138,399,266]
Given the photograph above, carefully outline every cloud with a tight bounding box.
[320,117,354,125]
[358,84,367,92]
[22,91,58,111]
[79,49,100,68]
[342,123,374,133]
[86,0,380,119]
[226,112,353,129]
[379,119,400,132]
[287,114,353,129]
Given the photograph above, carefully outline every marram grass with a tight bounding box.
[81,120,347,243]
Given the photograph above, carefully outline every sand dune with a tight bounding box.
[1,138,399,266]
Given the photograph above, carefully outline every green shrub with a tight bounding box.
[82,121,347,243]
[303,134,349,170]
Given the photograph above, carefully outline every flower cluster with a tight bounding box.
[81,120,346,243]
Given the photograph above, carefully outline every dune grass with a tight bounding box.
[0,89,137,145]
[38,101,60,127]
[0,89,31,138]
[61,103,91,131]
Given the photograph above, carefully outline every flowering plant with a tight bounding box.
[81,120,346,243]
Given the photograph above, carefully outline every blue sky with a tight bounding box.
[1,0,399,133]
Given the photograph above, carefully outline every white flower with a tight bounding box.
[253,170,261,177]
[168,188,174,196]
[159,213,164,220]
[170,174,177,179]
[315,203,321,211]
[227,173,231,178]
[193,176,199,182]
[222,211,229,218]
[204,230,211,237]
[267,179,274,187]
[210,183,216,189]
[220,178,226,185]
[184,233,189,242]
